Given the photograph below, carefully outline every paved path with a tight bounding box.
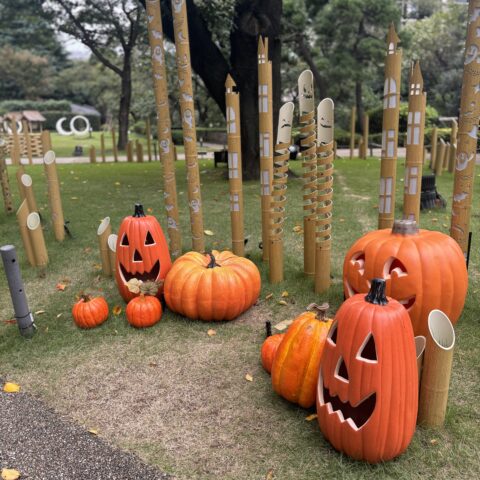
[0,385,171,480]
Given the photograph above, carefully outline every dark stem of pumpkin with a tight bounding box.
[392,219,419,235]
[265,321,272,338]
[80,294,91,303]
[365,278,388,306]
[306,302,329,321]
[207,253,219,268]
[133,203,146,218]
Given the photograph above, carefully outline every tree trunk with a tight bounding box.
[355,80,364,133]
[117,54,132,150]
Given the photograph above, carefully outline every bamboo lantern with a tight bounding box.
[15,166,26,202]
[225,74,245,257]
[107,233,117,276]
[435,139,446,177]
[349,106,356,159]
[269,102,294,284]
[23,120,33,165]
[89,145,97,164]
[361,113,369,159]
[418,310,456,427]
[258,36,274,262]
[430,126,438,169]
[171,0,205,252]
[146,117,153,162]
[100,133,106,162]
[403,61,426,224]
[97,217,112,276]
[378,24,402,229]
[27,212,48,268]
[136,140,144,163]
[0,140,13,214]
[298,70,316,277]
[21,174,39,214]
[315,98,335,294]
[111,127,119,162]
[43,151,65,242]
[145,0,182,257]
[10,119,21,166]
[126,141,133,163]
[41,130,52,153]
[16,200,35,266]
[415,335,426,387]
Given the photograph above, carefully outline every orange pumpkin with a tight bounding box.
[72,295,109,329]
[126,294,162,328]
[115,204,172,303]
[271,303,333,408]
[343,219,468,337]
[261,322,284,374]
[317,279,418,463]
[164,250,261,321]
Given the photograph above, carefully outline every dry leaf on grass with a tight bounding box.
[278,300,288,306]
[204,230,215,236]
[305,414,318,422]
[274,319,293,332]
[265,293,273,300]
[88,428,99,435]
[112,306,122,316]
[2,319,16,325]
[3,382,20,393]
[56,313,63,319]
[430,438,438,445]
[56,283,67,291]
[207,329,216,337]
[292,226,302,233]
[147,208,153,213]
[1,469,21,480]
[265,469,274,480]
[34,310,45,315]
[245,374,253,382]
[281,291,289,298]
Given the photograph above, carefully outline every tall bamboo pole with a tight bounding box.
[23,120,33,165]
[126,141,133,162]
[361,113,369,159]
[16,200,35,266]
[171,0,204,252]
[146,117,153,162]
[20,174,39,214]
[0,139,13,214]
[435,139,446,177]
[97,217,112,276]
[40,130,52,153]
[430,126,438,169]
[378,24,402,229]
[136,140,144,163]
[298,70,316,277]
[146,0,182,257]
[10,119,21,166]
[349,106,356,159]
[403,62,426,224]
[43,151,65,242]
[100,133,106,162]
[111,127,119,162]
[15,166,26,202]
[89,145,97,164]
[27,212,48,268]
[225,74,245,257]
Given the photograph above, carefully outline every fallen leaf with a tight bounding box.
[88,428,99,435]
[245,373,253,382]
[305,413,318,422]
[293,225,302,233]
[147,208,153,213]
[204,229,215,236]
[265,293,274,300]
[114,181,121,186]
[278,300,288,306]
[430,438,438,445]
[442,224,448,228]
[432,218,438,222]
[3,382,20,393]
[372,204,378,209]
[2,319,16,325]
[149,362,158,367]
[207,329,217,337]
[34,310,46,315]
[274,319,293,331]
[339,218,345,222]
[56,283,67,291]
[265,469,274,480]
[112,305,122,316]
[71,197,78,200]
[1,468,21,480]
[281,291,289,298]
[93,263,102,271]
[56,313,63,318]
[84,247,92,253]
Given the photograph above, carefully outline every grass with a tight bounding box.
[0,155,479,479]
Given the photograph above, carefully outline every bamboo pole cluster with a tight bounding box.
[0,139,14,214]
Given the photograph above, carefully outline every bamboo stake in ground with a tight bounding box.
[269,102,294,284]
[107,233,117,276]
[435,139,446,177]
[43,151,65,242]
[315,98,335,294]
[298,70,317,277]
[258,36,274,261]
[89,145,97,164]
[378,24,402,229]
[442,142,450,171]
[146,0,182,257]
[100,133,106,162]
[403,61,427,224]
[430,126,438,169]
[225,74,245,256]
[361,113,369,159]
[146,117,152,162]
[136,140,144,163]
[349,106,356,159]
[27,212,48,269]
[41,130,52,153]
[97,217,112,276]
[0,139,14,214]
[172,0,204,252]
[126,141,133,163]
[15,165,26,202]
[23,120,33,165]
[418,310,455,427]
[111,127,118,162]
[21,174,39,214]
[16,200,35,266]
[10,119,21,166]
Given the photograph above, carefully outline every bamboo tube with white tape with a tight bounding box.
[21,174,39,214]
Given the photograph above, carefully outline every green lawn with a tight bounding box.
[0,156,478,479]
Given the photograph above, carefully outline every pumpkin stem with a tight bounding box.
[133,203,146,218]
[79,293,91,303]
[365,278,388,306]
[265,321,272,338]
[206,253,219,268]
[392,219,419,235]
[306,302,330,321]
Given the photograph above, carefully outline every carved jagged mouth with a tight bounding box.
[119,260,160,284]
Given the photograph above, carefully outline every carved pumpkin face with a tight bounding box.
[115,204,172,302]
[317,279,418,463]
[343,220,468,337]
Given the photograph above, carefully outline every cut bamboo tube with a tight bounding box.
[349,106,356,159]
[0,140,13,214]
[258,36,274,261]
[418,310,455,427]
[361,113,369,159]
[225,74,245,257]
[415,335,426,388]
[43,151,65,242]
[145,0,182,257]
[136,140,144,163]
[448,143,456,173]
[435,139,446,177]
[21,174,39,214]
[172,0,205,252]
[442,142,451,170]
[107,233,117,276]
[126,141,133,162]
[430,126,438,170]
[16,200,35,266]
[23,120,33,165]
[100,133,106,162]
[269,102,294,284]
[403,61,426,224]
[10,119,21,166]
[27,212,48,268]
[146,117,152,162]
[111,128,118,162]
[41,130,52,153]
[89,145,97,164]
[298,70,316,277]
[97,217,112,276]
[15,165,26,202]
[315,98,334,294]
[378,24,402,229]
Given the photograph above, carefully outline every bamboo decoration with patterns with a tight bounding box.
[146,0,182,257]
[298,70,317,277]
[0,139,13,214]
[27,212,48,269]
[269,102,294,284]
[225,74,245,257]
[171,0,204,252]
[21,174,39,214]
[15,166,26,202]
[40,130,52,153]
[378,24,402,229]
[315,98,334,294]
[258,36,274,261]
[43,151,65,242]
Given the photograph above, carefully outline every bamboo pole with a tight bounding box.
[361,113,369,159]
[378,24,402,229]
[146,117,152,162]
[418,310,455,427]
[415,335,426,388]
[442,142,451,170]
[225,74,245,257]
[23,120,33,165]
[20,174,39,214]
[349,106,356,159]
[100,133,106,162]
[136,140,144,163]
[126,141,133,163]
[43,151,65,242]
[269,102,294,284]
[403,61,426,224]
[89,145,97,164]
[145,0,182,257]
[435,139,446,177]
[41,130,52,153]
[258,36,274,261]
[448,143,456,173]
[16,200,35,266]
[27,212,48,268]
[451,0,480,253]
[0,140,14,214]
[10,119,21,166]
[111,127,119,162]
[107,233,117,276]
[315,98,335,294]
[15,165,26,202]
[172,0,204,252]
[430,126,438,169]
[97,217,112,276]
[298,70,316,277]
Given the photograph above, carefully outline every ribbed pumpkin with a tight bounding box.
[126,295,162,328]
[317,279,418,463]
[164,250,261,321]
[72,295,109,329]
[343,219,468,337]
[271,303,333,408]
[260,322,285,374]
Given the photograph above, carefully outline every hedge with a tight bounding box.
[0,99,71,114]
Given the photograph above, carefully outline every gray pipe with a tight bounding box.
[1,245,36,338]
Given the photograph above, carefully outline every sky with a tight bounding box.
[58,32,91,60]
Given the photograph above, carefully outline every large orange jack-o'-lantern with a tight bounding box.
[115,204,172,302]
[343,219,468,337]
[317,279,418,463]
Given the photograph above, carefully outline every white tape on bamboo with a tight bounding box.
[16,200,35,266]
[27,212,48,268]
[97,217,112,276]
[107,233,117,276]
[415,335,426,387]
[43,151,65,242]
[21,174,39,214]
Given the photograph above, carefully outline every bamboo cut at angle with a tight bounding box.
[97,217,112,276]
[16,200,35,267]
[43,151,65,241]
[27,212,48,268]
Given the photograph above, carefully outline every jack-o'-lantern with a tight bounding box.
[115,204,172,302]
[343,219,468,337]
[317,279,418,463]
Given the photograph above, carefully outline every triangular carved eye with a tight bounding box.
[335,356,349,382]
[121,234,129,246]
[357,334,377,362]
[327,321,337,345]
[145,231,155,245]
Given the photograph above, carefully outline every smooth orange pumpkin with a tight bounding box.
[317,278,418,463]
[261,333,284,374]
[343,219,468,337]
[271,303,333,408]
[126,294,162,328]
[164,250,261,321]
[72,295,109,329]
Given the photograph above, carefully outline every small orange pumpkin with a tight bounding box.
[125,280,163,328]
[72,295,109,329]
[164,250,261,321]
[271,303,333,408]
[260,322,285,374]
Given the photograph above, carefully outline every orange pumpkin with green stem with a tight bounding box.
[72,295,109,329]
[126,280,163,328]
